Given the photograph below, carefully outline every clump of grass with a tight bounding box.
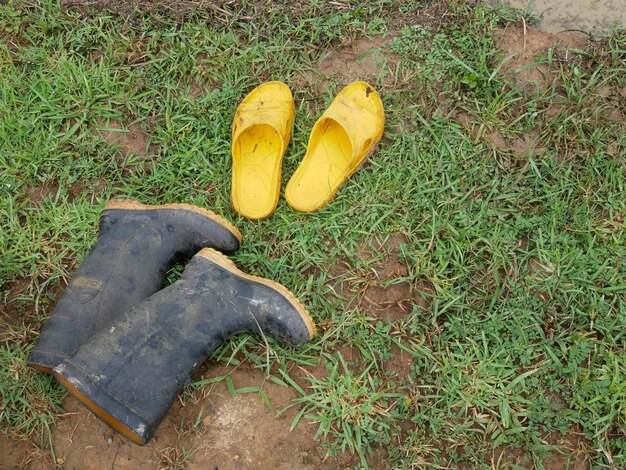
[158,445,196,470]
[0,333,65,444]
[287,353,403,467]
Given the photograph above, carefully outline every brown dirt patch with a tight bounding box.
[0,433,33,468]
[0,432,43,469]
[24,184,59,206]
[493,425,591,469]
[326,234,431,323]
[452,111,546,163]
[542,428,591,470]
[383,343,414,380]
[361,281,413,322]
[301,36,398,94]
[502,0,626,37]
[1,277,33,305]
[94,119,155,158]
[12,362,352,469]
[328,234,430,322]
[1,277,61,348]
[496,24,587,90]
[185,81,206,98]
[319,36,397,81]
[358,235,430,322]
[1,277,38,326]
[510,132,544,159]
[67,178,108,202]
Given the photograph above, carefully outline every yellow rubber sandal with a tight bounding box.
[285,81,384,212]
[231,82,294,219]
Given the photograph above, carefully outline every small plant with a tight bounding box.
[158,446,195,470]
[288,352,403,468]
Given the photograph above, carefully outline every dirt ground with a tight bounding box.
[61,0,625,37]
[1,362,353,470]
[501,0,626,37]
[2,2,609,468]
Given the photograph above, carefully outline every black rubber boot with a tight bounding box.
[53,248,316,445]
[29,199,242,373]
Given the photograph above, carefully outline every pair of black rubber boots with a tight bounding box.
[28,199,316,445]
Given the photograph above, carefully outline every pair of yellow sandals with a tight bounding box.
[231,80,385,219]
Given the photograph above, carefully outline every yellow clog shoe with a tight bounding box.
[231,82,294,219]
[285,81,384,212]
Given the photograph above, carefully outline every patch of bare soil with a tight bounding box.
[323,235,431,386]
[361,280,413,321]
[94,119,155,158]
[496,24,587,90]
[358,234,429,321]
[24,184,59,206]
[1,277,40,330]
[20,177,107,208]
[67,178,108,202]
[0,433,54,470]
[494,425,591,469]
[298,36,399,95]
[451,112,545,166]
[323,249,424,398]
[542,425,591,470]
[383,343,414,380]
[501,0,626,37]
[10,362,354,469]
[320,36,397,83]
[1,278,33,309]
[184,81,206,99]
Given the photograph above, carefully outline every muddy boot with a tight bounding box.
[29,200,242,373]
[53,248,316,445]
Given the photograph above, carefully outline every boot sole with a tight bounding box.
[54,368,146,446]
[30,364,53,374]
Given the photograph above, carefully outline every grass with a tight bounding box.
[1,0,625,468]
[0,333,65,443]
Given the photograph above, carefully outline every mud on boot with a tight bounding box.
[29,200,242,373]
[54,248,316,445]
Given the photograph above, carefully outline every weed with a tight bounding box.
[158,445,195,470]
[288,353,403,466]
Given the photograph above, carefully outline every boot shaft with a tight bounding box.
[29,200,241,373]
